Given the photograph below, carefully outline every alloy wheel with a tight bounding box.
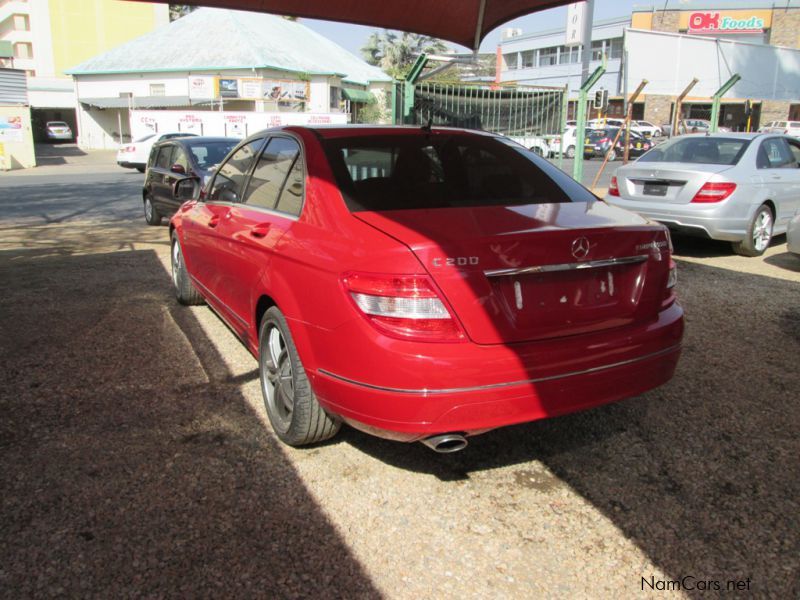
[171,239,181,289]
[262,326,294,430]
[145,197,153,221]
[753,209,773,252]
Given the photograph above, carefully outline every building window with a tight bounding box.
[538,46,558,67]
[13,14,30,31]
[607,38,623,59]
[149,83,165,97]
[329,86,340,110]
[520,50,535,68]
[558,45,580,64]
[504,53,517,70]
[13,42,33,59]
[591,40,605,61]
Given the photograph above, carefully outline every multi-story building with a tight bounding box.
[497,1,800,130]
[0,0,168,138]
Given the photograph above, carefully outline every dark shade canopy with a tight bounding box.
[131,0,575,51]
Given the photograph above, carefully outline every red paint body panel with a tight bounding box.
[172,125,684,443]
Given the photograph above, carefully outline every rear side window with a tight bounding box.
[208,139,263,202]
[155,145,173,169]
[242,138,302,213]
[324,133,594,212]
[758,138,795,169]
[639,138,750,165]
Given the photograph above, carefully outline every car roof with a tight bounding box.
[154,136,237,146]
[228,125,505,145]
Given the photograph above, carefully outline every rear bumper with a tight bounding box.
[46,132,72,140]
[117,161,145,170]
[309,302,684,441]
[606,196,751,242]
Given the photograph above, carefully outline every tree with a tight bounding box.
[169,5,196,21]
[361,31,448,79]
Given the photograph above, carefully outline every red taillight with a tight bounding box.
[599,137,609,144]
[691,182,737,203]
[341,272,466,342]
[608,176,620,197]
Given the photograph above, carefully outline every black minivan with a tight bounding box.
[142,136,237,225]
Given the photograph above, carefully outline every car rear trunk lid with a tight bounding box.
[354,201,672,345]
[616,162,734,204]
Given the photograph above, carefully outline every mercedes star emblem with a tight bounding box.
[571,236,590,260]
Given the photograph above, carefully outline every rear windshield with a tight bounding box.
[188,141,237,170]
[324,133,595,212]
[47,122,68,127]
[638,137,750,165]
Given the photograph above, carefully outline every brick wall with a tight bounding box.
[769,8,800,48]
[643,94,674,127]
[760,99,792,125]
[649,11,681,33]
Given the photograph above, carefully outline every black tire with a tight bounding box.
[259,307,340,446]
[566,145,576,159]
[144,195,162,226]
[171,233,204,305]
[732,204,774,257]
[136,166,145,173]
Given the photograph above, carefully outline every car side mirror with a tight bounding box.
[173,177,199,200]
[221,187,238,203]
[171,163,186,175]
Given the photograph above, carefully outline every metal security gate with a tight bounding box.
[394,81,566,139]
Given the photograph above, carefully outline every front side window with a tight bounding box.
[242,138,302,212]
[173,147,189,171]
[207,139,263,203]
[324,133,595,212]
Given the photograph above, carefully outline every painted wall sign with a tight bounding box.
[188,76,217,100]
[688,12,765,34]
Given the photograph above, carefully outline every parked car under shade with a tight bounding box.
[142,136,238,225]
[117,132,198,172]
[606,133,800,256]
[169,125,683,452]
[45,121,72,141]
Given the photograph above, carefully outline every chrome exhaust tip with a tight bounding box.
[420,433,468,453]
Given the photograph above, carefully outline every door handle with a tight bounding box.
[250,223,271,238]
[770,174,782,180]
[208,215,220,228]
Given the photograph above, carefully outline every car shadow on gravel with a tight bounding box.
[0,248,379,597]
[347,260,800,598]
[764,251,800,273]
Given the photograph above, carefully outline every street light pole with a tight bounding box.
[580,0,595,86]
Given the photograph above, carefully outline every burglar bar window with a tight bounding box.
[150,84,165,97]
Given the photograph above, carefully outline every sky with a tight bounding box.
[301,0,644,58]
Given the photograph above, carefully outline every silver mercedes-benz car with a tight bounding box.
[606,133,800,256]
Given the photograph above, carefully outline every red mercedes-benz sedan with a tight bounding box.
[170,126,683,452]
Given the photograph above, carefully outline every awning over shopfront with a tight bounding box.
[130,0,574,51]
[79,96,200,109]
[342,88,375,104]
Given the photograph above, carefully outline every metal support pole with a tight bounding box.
[672,78,698,137]
[559,84,569,169]
[580,0,595,85]
[710,74,741,133]
[573,64,606,185]
[623,79,648,164]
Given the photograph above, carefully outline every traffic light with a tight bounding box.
[593,89,609,110]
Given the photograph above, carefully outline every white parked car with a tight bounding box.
[760,120,800,136]
[45,121,73,141]
[508,135,550,157]
[116,132,198,172]
[547,126,579,158]
[631,120,662,137]
[588,118,625,130]
[606,133,800,257]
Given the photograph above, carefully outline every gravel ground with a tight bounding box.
[1,166,799,598]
